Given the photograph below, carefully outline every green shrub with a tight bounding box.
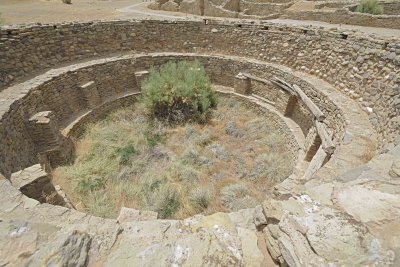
[145,132,165,148]
[141,61,217,123]
[355,0,383,15]
[134,172,164,206]
[116,144,138,165]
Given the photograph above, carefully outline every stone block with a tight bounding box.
[10,164,61,204]
[80,81,101,109]
[117,207,158,223]
[275,90,297,117]
[135,71,149,90]
[28,111,62,152]
[304,126,321,162]
[234,73,251,95]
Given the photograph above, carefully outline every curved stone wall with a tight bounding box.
[1,53,328,177]
[0,20,398,267]
[1,20,398,148]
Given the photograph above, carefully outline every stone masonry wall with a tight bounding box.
[0,20,398,147]
[0,53,340,177]
[133,54,345,138]
[0,58,139,177]
[283,9,400,29]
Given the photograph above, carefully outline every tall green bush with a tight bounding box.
[355,0,383,15]
[141,61,217,123]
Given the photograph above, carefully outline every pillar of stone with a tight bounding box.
[28,111,62,152]
[80,81,101,109]
[275,90,298,117]
[304,125,322,161]
[234,73,251,95]
[135,71,149,90]
[28,111,74,169]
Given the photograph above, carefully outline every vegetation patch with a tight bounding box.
[54,61,293,219]
[354,0,384,15]
[142,60,217,123]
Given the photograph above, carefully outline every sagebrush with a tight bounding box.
[142,61,218,123]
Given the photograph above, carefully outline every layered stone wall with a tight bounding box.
[0,53,327,177]
[0,20,398,148]
[283,8,400,29]
[0,20,398,267]
[0,58,139,177]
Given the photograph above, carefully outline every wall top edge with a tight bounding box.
[1,18,399,42]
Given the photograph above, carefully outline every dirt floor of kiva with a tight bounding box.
[53,95,293,219]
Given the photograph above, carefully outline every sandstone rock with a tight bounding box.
[0,220,56,267]
[161,1,179,12]
[278,232,302,267]
[267,224,280,239]
[304,207,377,265]
[227,208,256,230]
[117,207,158,223]
[389,158,400,177]
[27,230,91,267]
[147,2,160,10]
[253,204,267,228]
[336,185,400,223]
[192,212,236,232]
[263,226,281,261]
[278,215,325,266]
[262,197,304,223]
[238,227,264,267]
[105,220,244,266]
[305,182,334,206]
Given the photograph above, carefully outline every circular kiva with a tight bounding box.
[0,20,399,267]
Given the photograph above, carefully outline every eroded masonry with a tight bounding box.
[0,19,399,266]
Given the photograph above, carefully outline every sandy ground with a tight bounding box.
[1,0,399,37]
[0,0,196,24]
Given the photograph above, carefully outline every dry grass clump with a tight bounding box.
[220,183,258,211]
[55,96,293,219]
[355,0,383,15]
[189,187,213,212]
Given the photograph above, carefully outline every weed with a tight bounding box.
[189,187,213,211]
[168,161,199,184]
[145,132,165,148]
[86,190,116,218]
[355,0,383,15]
[55,95,292,219]
[117,144,138,165]
[153,184,181,218]
[220,183,258,211]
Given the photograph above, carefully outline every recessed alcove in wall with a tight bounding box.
[1,52,366,223]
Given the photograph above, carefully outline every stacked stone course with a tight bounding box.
[0,19,398,147]
[0,19,398,267]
